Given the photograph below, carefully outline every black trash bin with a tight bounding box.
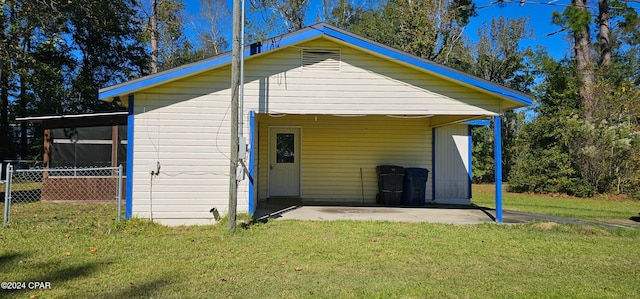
[402,168,429,206]
[376,165,405,206]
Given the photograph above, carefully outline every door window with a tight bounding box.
[276,133,295,163]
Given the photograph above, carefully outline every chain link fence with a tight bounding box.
[3,164,123,227]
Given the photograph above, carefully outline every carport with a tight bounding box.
[99,23,530,226]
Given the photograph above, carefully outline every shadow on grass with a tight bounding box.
[0,252,30,271]
[5,190,42,203]
[97,276,176,298]
[1,250,174,297]
[3,262,100,294]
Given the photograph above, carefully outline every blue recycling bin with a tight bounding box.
[402,168,429,206]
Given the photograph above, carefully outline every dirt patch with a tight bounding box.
[596,218,640,227]
[532,222,558,231]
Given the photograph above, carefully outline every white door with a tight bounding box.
[268,127,301,197]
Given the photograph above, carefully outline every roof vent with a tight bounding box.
[302,48,341,72]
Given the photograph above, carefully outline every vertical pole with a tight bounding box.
[117,164,123,222]
[239,0,245,140]
[494,115,503,223]
[431,128,436,203]
[4,164,12,227]
[125,94,134,220]
[468,125,473,199]
[150,0,159,74]
[43,129,50,169]
[111,125,118,168]
[229,0,242,231]
[248,111,255,216]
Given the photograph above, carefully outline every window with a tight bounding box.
[276,133,295,163]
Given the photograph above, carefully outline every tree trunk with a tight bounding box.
[18,37,32,159]
[572,0,595,120]
[151,0,159,73]
[19,69,28,159]
[0,60,9,162]
[598,0,611,70]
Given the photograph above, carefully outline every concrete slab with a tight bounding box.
[255,201,640,228]
[263,206,493,224]
[256,202,496,225]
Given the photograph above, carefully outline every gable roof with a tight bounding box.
[99,23,532,107]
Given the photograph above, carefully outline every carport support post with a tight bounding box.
[493,115,503,223]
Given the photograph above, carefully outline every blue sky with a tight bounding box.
[181,0,630,60]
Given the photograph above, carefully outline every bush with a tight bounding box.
[509,115,640,198]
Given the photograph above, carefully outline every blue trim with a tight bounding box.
[463,120,491,126]
[248,111,256,216]
[468,125,473,199]
[100,55,231,99]
[314,25,532,106]
[99,23,532,106]
[493,116,503,223]
[125,95,134,220]
[99,28,323,100]
[431,127,436,202]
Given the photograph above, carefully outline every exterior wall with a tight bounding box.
[240,39,502,116]
[128,36,500,225]
[256,115,433,203]
[433,124,471,204]
[130,65,250,226]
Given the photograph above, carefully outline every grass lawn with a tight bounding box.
[1,181,43,193]
[471,184,640,221]
[1,193,640,298]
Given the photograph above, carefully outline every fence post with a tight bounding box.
[116,164,123,222]
[4,164,13,227]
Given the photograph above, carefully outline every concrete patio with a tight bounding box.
[254,200,637,228]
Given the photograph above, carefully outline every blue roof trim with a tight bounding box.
[100,54,230,100]
[463,120,491,126]
[99,23,532,106]
[99,27,324,100]
[313,25,532,106]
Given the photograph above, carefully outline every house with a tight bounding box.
[99,23,531,226]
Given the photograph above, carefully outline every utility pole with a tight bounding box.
[150,0,159,74]
[228,0,241,231]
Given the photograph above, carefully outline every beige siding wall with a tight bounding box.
[256,115,433,203]
[130,67,250,226]
[434,124,471,204]
[240,39,501,116]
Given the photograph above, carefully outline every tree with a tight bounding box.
[598,0,611,69]
[345,0,476,64]
[0,0,147,162]
[1,0,71,158]
[193,0,231,58]
[245,0,311,45]
[141,0,195,72]
[321,0,367,28]
[67,0,148,112]
[469,17,534,183]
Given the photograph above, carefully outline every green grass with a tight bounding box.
[1,201,640,298]
[1,181,43,193]
[472,184,640,220]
